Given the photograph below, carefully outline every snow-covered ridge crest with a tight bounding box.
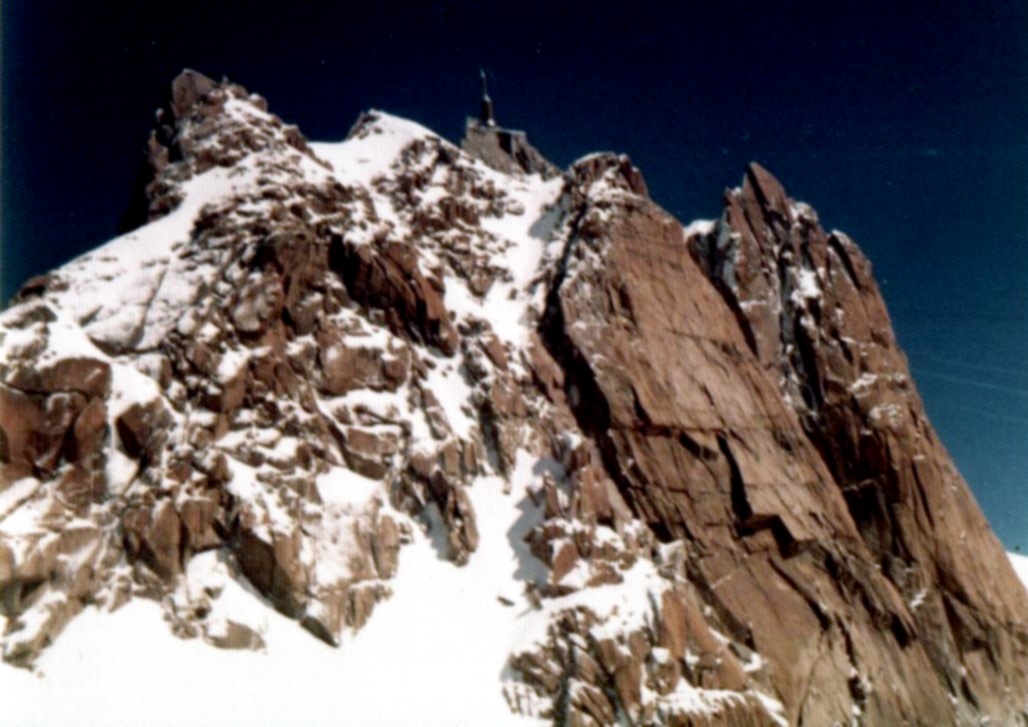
[32,74,340,354]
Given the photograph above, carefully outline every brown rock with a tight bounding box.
[532,155,968,724]
[41,358,112,398]
[5,358,112,399]
[55,467,102,513]
[345,582,388,630]
[550,541,580,585]
[123,501,183,580]
[569,464,632,528]
[408,451,435,481]
[0,543,13,584]
[0,385,47,476]
[657,590,689,662]
[316,335,400,396]
[571,682,615,725]
[116,400,170,461]
[428,476,479,565]
[371,514,401,579]
[437,440,462,478]
[204,365,248,413]
[697,162,1028,722]
[67,398,108,463]
[236,526,306,615]
[0,387,89,479]
[179,497,223,551]
[170,69,217,119]
[332,238,459,355]
[340,428,399,480]
[419,389,451,440]
[525,333,565,404]
[481,334,508,371]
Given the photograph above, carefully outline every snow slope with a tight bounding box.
[1010,552,1028,590]
[0,463,549,726]
[3,543,1020,725]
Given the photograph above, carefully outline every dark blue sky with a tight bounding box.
[3,1,1026,548]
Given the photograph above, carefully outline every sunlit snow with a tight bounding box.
[0,460,550,726]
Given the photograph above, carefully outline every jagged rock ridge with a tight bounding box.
[0,70,1025,726]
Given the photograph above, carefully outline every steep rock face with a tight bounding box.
[509,154,1008,725]
[689,163,1028,721]
[1,71,1025,726]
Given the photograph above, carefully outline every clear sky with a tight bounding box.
[2,1,1026,548]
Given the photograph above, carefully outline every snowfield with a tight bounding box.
[0,475,547,726]
[1,548,1024,725]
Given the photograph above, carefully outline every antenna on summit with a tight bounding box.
[479,68,496,127]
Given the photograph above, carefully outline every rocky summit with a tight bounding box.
[1,70,1026,725]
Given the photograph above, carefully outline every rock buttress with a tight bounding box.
[532,154,1005,725]
[689,161,1028,723]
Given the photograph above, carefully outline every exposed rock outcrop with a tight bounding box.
[689,163,1028,721]
[504,153,987,725]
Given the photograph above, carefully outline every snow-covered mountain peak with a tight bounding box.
[151,69,327,186]
[0,69,574,677]
[2,70,1027,727]
[567,152,649,199]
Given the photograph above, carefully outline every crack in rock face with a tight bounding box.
[1,70,1025,726]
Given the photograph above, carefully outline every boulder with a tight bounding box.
[122,501,183,580]
[333,238,459,355]
[115,400,170,461]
